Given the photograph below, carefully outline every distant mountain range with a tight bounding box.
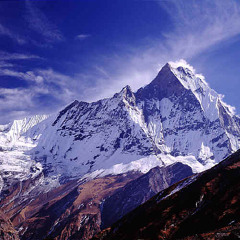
[0,61,240,239]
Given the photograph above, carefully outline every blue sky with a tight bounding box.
[0,0,240,123]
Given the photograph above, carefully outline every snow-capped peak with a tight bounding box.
[1,61,240,192]
[168,59,209,90]
[5,115,49,142]
[114,85,133,99]
[167,60,237,121]
[167,60,237,119]
[163,60,220,121]
[168,59,196,73]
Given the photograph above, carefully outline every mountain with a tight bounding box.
[93,149,240,240]
[0,60,240,239]
[0,162,192,240]
[1,60,240,192]
[30,61,240,183]
[0,115,51,193]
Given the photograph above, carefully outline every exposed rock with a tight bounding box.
[101,162,193,229]
[0,210,19,240]
[1,171,142,240]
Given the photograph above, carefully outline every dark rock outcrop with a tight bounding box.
[101,162,193,229]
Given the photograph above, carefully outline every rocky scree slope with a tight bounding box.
[0,209,19,240]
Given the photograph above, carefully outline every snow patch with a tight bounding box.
[199,143,214,162]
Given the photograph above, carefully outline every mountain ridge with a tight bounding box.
[0,60,240,191]
[1,60,240,240]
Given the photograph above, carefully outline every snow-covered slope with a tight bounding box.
[1,60,240,188]
[0,115,50,191]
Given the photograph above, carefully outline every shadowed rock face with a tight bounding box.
[93,150,240,240]
[101,162,193,229]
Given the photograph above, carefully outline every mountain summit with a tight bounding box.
[0,60,240,187]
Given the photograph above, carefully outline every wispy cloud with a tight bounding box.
[85,0,240,100]
[0,88,35,123]
[75,34,91,40]
[0,51,43,81]
[0,23,26,45]
[158,0,240,59]
[0,51,41,61]
[0,61,14,68]
[0,0,64,47]
[0,66,80,123]
[0,69,43,84]
[0,86,53,123]
[25,0,64,43]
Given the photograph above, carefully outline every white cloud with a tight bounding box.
[0,61,14,68]
[0,88,34,114]
[0,69,42,84]
[0,51,44,87]
[159,0,240,59]
[0,87,49,123]
[0,66,82,123]
[75,34,91,40]
[0,69,75,123]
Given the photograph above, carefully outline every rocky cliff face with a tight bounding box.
[100,162,192,229]
[94,150,240,240]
